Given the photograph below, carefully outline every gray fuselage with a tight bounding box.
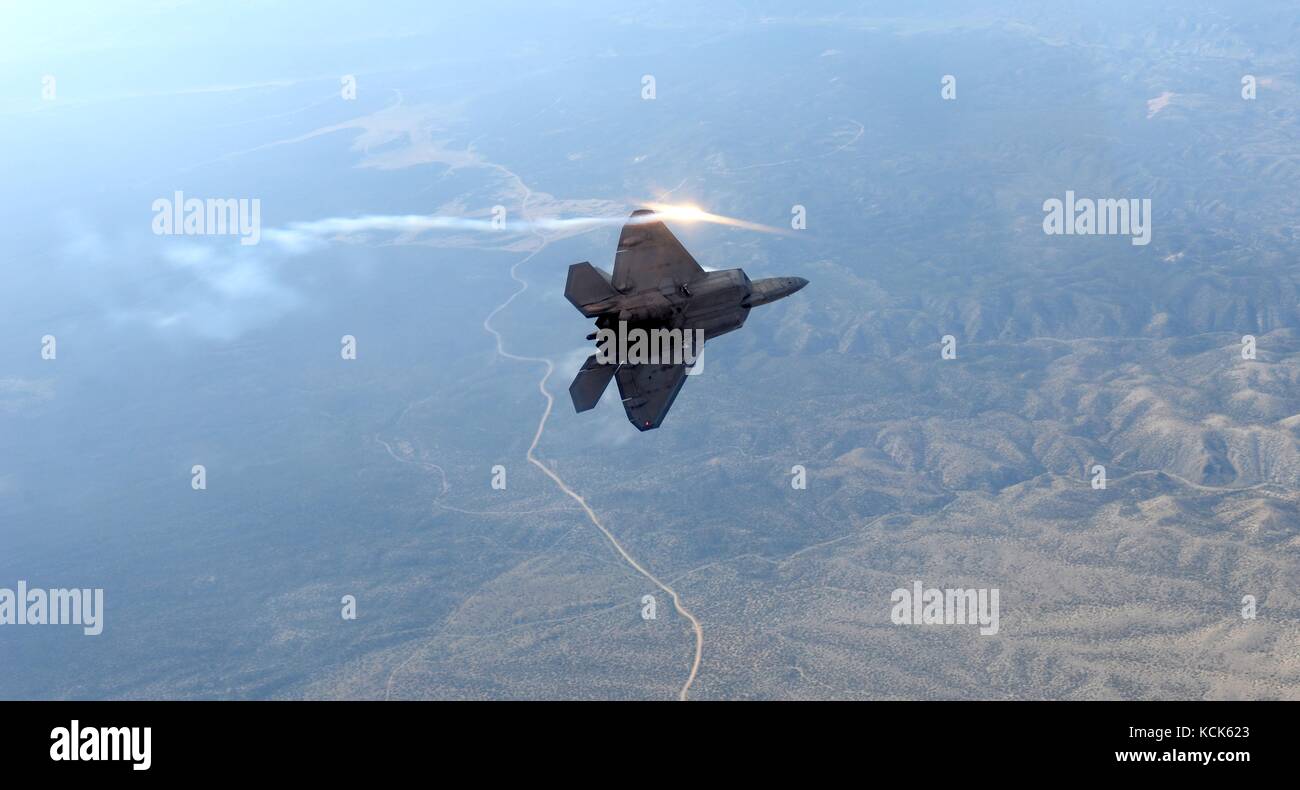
[592,269,807,340]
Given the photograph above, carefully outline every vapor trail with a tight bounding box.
[262,204,790,252]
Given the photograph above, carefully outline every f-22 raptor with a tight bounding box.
[565,209,808,431]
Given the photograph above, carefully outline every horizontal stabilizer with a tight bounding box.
[569,354,617,412]
[565,262,617,317]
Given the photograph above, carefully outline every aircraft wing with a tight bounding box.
[616,362,691,431]
[611,210,704,292]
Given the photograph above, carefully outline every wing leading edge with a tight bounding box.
[612,210,705,293]
[616,362,691,431]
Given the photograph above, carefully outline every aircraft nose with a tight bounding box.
[745,276,809,308]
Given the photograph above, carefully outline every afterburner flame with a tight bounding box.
[642,202,793,235]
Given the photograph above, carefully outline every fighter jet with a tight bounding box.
[565,209,808,431]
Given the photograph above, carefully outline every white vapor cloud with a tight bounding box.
[47,204,778,342]
[46,221,301,342]
[262,204,788,254]
[261,212,634,254]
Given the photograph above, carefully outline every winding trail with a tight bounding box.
[478,188,704,700]
[374,149,705,698]
[374,434,578,517]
